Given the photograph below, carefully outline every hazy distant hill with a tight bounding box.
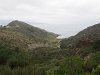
[0,20,59,51]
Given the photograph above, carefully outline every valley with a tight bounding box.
[0,20,100,75]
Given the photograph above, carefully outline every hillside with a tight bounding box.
[61,24,100,48]
[0,20,59,51]
[0,21,100,75]
[60,23,100,56]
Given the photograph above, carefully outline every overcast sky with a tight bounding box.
[0,0,100,37]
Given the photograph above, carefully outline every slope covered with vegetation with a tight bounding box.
[61,23,100,48]
[60,23,100,56]
[0,21,100,75]
[0,20,59,51]
[7,20,59,43]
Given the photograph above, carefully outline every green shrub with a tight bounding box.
[0,46,14,65]
[7,53,32,68]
